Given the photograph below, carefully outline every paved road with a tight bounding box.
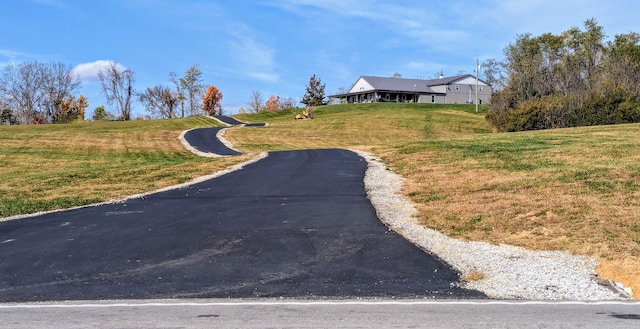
[0,149,483,302]
[2,300,639,329]
[183,115,265,156]
[212,115,266,127]
[212,115,245,126]
[183,127,243,156]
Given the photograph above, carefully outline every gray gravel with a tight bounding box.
[354,150,633,300]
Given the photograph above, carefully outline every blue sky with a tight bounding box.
[2,0,640,117]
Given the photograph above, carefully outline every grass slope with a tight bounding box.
[0,117,252,217]
[233,103,640,298]
[2,103,638,298]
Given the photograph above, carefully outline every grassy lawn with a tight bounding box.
[232,103,640,298]
[0,116,253,217]
[2,103,639,298]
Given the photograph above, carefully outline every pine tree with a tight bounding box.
[301,74,326,107]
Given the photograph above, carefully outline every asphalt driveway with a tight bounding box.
[183,127,243,156]
[0,149,484,302]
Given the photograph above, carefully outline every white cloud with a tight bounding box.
[268,0,463,49]
[0,49,35,67]
[227,25,279,83]
[71,60,127,82]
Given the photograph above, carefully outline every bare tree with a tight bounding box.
[138,85,179,119]
[481,58,506,90]
[98,62,135,121]
[1,61,46,124]
[180,65,204,116]
[279,96,297,109]
[247,90,264,113]
[0,61,82,124]
[42,62,81,123]
[169,71,186,118]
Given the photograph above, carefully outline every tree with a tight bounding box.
[180,65,204,116]
[92,105,108,121]
[56,95,88,123]
[247,90,264,113]
[98,62,135,121]
[43,62,81,123]
[0,61,80,124]
[481,58,506,90]
[487,18,640,132]
[1,61,46,124]
[202,85,223,115]
[169,72,186,118]
[279,96,297,109]
[391,72,402,78]
[138,85,179,119]
[1,106,17,125]
[602,32,640,96]
[301,74,326,107]
[265,95,280,111]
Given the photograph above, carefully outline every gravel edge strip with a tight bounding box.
[353,149,633,301]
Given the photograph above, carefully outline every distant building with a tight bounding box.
[329,74,492,105]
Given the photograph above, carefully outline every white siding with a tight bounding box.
[454,77,488,86]
[349,78,375,93]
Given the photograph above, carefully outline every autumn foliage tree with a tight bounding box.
[265,95,280,111]
[55,95,88,123]
[202,85,223,115]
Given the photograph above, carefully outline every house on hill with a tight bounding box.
[329,74,492,105]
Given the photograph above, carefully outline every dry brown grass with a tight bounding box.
[372,126,640,298]
[232,104,640,298]
[4,103,639,298]
[0,117,253,217]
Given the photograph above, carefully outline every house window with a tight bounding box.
[431,95,435,103]
[479,86,483,91]
[454,85,460,90]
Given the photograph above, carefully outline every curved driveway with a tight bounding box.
[184,127,243,156]
[2,117,484,301]
[0,148,484,302]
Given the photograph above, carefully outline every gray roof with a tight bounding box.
[357,74,473,93]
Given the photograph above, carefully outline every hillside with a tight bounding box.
[232,103,640,298]
[1,103,638,298]
[0,117,253,218]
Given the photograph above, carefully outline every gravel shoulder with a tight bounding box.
[354,150,633,300]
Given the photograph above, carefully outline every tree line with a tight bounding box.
[0,61,224,124]
[0,61,85,124]
[485,18,640,131]
[241,74,326,113]
[89,62,223,121]
[1,59,327,124]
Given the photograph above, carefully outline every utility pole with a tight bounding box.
[475,58,479,114]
